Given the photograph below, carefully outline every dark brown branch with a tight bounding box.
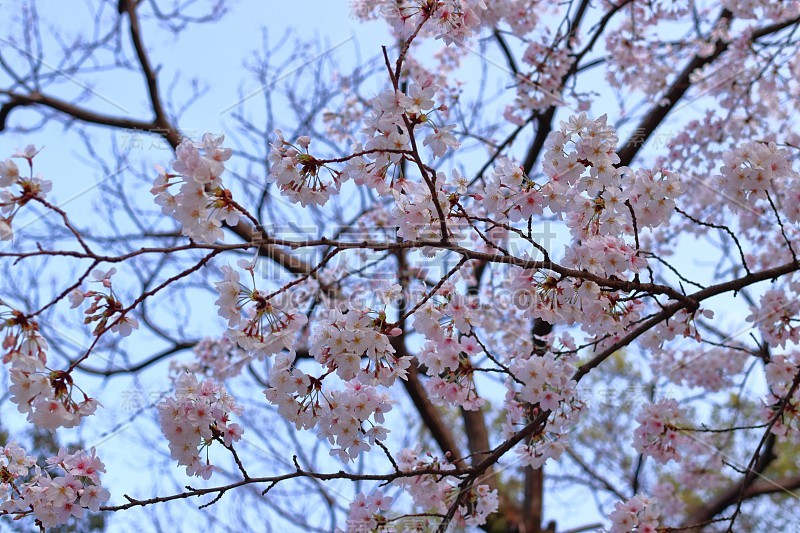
[394,246,463,464]
[101,463,472,513]
[121,0,178,146]
[617,9,733,166]
[616,10,800,166]
[0,90,156,133]
[493,30,518,76]
[401,358,464,464]
[74,341,196,376]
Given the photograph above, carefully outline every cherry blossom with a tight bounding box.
[5,1,800,530]
[608,494,661,533]
[747,288,800,348]
[73,268,140,338]
[342,490,393,531]
[264,354,394,463]
[391,447,498,527]
[763,353,800,442]
[310,307,410,386]
[0,442,109,528]
[151,134,237,243]
[633,399,689,464]
[423,123,459,157]
[1,302,98,430]
[214,263,308,359]
[157,373,244,479]
[0,148,53,241]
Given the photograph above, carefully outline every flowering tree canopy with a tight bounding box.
[2,0,800,531]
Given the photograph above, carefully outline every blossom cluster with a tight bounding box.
[484,114,683,339]
[310,307,409,387]
[721,0,800,21]
[265,355,394,462]
[68,267,140,337]
[633,399,689,464]
[2,304,98,430]
[351,0,484,45]
[478,0,542,35]
[170,336,249,379]
[541,113,624,227]
[747,288,800,349]
[717,141,795,216]
[651,345,746,392]
[512,423,569,470]
[267,131,337,207]
[416,325,480,374]
[342,490,393,532]
[0,145,52,241]
[213,261,405,463]
[157,373,244,479]
[608,494,661,533]
[506,266,647,346]
[541,114,681,241]
[418,334,485,410]
[412,289,482,340]
[391,447,499,528]
[482,157,545,222]
[505,353,584,469]
[0,442,110,529]
[605,15,674,98]
[390,177,454,241]
[151,133,237,243]
[270,76,459,215]
[641,309,708,348]
[509,351,578,412]
[505,39,575,121]
[410,288,488,410]
[563,234,644,278]
[763,353,800,442]
[214,261,308,359]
